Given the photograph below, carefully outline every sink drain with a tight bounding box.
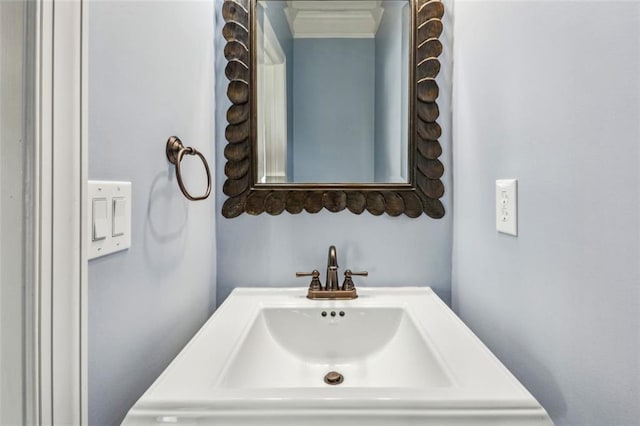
[324,371,344,385]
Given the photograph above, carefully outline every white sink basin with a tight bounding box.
[122,287,553,426]
[221,306,452,389]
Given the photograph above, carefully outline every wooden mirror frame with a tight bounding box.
[221,0,445,218]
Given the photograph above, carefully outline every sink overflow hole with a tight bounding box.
[324,371,344,385]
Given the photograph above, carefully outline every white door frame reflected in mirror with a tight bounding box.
[257,7,289,183]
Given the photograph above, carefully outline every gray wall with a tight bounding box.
[292,38,376,182]
[452,1,640,425]
[215,0,454,306]
[88,2,216,425]
[0,2,30,423]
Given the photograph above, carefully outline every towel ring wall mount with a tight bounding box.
[166,136,212,201]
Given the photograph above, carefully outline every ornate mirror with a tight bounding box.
[221,0,445,218]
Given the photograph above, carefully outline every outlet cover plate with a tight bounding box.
[496,179,517,236]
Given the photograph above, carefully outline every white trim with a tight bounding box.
[37,2,54,421]
[257,14,288,183]
[262,15,285,65]
[284,1,384,38]
[81,0,89,420]
[34,0,86,424]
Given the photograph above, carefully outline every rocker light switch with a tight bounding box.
[88,181,132,260]
[92,198,108,241]
[112,197,126,237]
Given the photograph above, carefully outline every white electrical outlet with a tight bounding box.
[496,179,517,236]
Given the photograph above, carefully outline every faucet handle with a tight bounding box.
[296,269,322,291]
[342,269,368,291]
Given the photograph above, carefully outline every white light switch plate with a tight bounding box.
[496,179,517,236]
[88,181,132,259]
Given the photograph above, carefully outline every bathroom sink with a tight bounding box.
[221,306,452,388]
[122,287,553,425]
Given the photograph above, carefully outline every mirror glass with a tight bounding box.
[256,0,411,184]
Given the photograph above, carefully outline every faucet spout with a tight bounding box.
[302,245,359,299]
[326,245,339,291]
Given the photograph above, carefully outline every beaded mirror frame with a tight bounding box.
[221,0,445,218]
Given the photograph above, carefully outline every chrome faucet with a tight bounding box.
[326,245,339,291]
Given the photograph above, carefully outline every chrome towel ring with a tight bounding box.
[165,136,211,201]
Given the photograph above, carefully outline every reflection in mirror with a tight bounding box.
[256,0,410,184]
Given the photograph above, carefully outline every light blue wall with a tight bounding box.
[374,1,408,182]
[88,2,216,425]
[85,1,640,425]
[452,1,640,425]
[292,38,376,182]
[215,0,454,305]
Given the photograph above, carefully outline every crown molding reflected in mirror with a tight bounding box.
[221,0,445,218]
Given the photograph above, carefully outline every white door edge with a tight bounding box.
[34,0,86,424]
